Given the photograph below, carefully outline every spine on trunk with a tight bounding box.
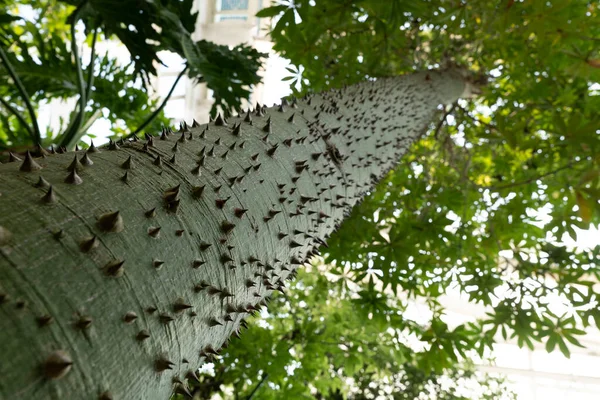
[0,70,465,399]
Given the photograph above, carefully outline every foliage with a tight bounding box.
[256,0,600,367]
[178,1,600,397]
[181,1,599,398]
[0,11,168,149]
[173,267,515,399]
[0,0,265,150]
[181,37,264,114]
[61,0,199,81]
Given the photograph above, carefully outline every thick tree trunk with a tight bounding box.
[0,70,467,399]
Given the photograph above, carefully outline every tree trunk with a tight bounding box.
[0,70,467,399]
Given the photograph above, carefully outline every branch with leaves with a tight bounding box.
[129,66,188,139]
[0,0,265,150]
[0,45,41,144]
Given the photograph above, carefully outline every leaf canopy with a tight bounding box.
[0,0,266,149]
[258,0,600,365]
[182,1,600,397]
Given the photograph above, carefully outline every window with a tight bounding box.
[215,14,248,22]
[218,0,249,11]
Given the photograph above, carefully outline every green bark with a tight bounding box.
[0,70,467,400]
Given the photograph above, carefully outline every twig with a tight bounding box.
[85,28,98,101]
[128,66,188,138]
[246,373,269,400]
[488,161,580,191]
[455,104,498,131]
[433,102,456,139]
[0,46,41,144]
[59,1,89,149]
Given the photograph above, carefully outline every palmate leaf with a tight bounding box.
[0,111,21,149]
[0,20,78,99]
[1,25,145,108]
[63,0,264,113]
[90,54,171,137]
[0,28,168,146]
[63,0,197,82]
[256,0,600,371]
[0,52,168,143]
[182,36,265,115]
[0,53,78,98]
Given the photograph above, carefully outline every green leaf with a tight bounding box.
[55,0,197,83]
[0,12,20,25]
[557,337,571,359]
[182,38,265,114]
[545,334,557,353]
[256,5,289,18]
[575,190,593,224]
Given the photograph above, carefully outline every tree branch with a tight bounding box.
[59,2,88,149]
[0,97,35,139]
[455,104,497,131]
[245,373,269,400]
[433,102,456,139]
[85,28,98,102]
[488,160,581,191]
[0,46,41,144]
[128,66,188,139]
